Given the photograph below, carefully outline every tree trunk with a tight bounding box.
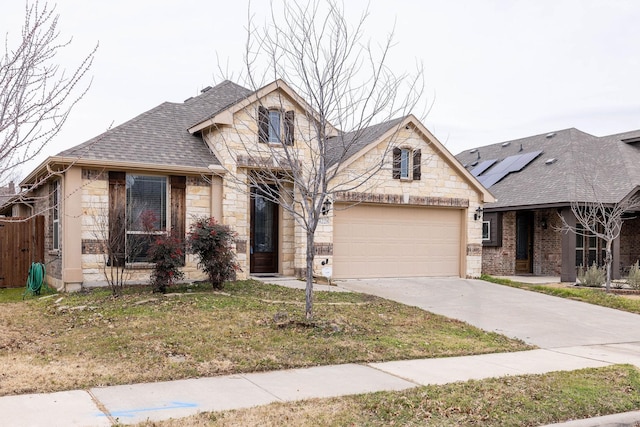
[605,241,612,293]
[305,230,315,320]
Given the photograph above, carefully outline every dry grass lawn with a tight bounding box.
[0,280,531,396]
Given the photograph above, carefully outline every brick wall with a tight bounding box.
[482,211,516,275]
[482,209,563,276]
[534,209,562,275]
[620,217,640,269]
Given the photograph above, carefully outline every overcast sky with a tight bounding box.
[3,0,640,179]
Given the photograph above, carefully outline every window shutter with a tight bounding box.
[258,106,269,143]
[392,147,401,179]
[284,110,295,146]
[413,149,422,180]
[170,176,186,266]
[108,171,126,266]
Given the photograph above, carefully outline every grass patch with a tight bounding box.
[481,274,640,315]
[0,286,57,303]
[0,280,531,396]
[143,365,640,426]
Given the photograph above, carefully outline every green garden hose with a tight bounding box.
[23,262,47,298]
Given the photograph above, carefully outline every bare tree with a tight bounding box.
[90,181,158,296]
[559,194,640,292]
[211,1,425,319]
[0,1,96,186]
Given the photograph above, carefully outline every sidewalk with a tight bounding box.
[3,277,640,426]
[2,343,640,426]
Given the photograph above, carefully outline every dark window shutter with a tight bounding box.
[170,176,186,265]
[413,149,422,180]
[258,106,269,143]
[108,171,126,266]
[284,110,295,146]
[392,147,401,179]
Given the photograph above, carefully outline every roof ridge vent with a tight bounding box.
[201,86,213,93]
[545,132,556,139]
[501,142,511,147]
[469,148,478,154]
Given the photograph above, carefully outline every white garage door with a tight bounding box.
[332,204,462,278]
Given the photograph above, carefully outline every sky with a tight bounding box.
[3,0,640,181]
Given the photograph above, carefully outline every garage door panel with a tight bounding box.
[333,204,461,278]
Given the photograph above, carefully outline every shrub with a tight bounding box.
[578,263,605,287]
[627,261,640,290]
[148,233,185,293]
[188,217,240,289]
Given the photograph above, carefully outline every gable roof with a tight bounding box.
[327,114,495,203]
[56,80,252,169]
[456,128,640,210]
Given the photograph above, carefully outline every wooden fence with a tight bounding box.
[0,216,45,288]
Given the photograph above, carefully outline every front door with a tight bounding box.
[250,187,279,274]
[515,211,533,274]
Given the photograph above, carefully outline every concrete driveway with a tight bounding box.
[338,277,640,348]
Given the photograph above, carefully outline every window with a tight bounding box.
[575,223,604,268]
[392,147,422,180]
[52,180,60,250]
[268,111,281,143]
[125,175,167,262]
[482,220,490,241]
[258,106,295,145]
[481,212,502,247]
[400,149,410,178]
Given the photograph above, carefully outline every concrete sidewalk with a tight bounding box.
[2,343,640,426]
[3,277,640,426]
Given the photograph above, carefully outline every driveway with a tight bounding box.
[337,277,640,348]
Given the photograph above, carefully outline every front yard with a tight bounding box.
[0,280,530,396]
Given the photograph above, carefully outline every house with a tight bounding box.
[455,128,640,282]
[1,79,492,291]
[0,182,15,209]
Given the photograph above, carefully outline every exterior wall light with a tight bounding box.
[474,206,483,221]
[322,198,332,216]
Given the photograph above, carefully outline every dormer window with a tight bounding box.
[258,106,295,146]
[392,147,422,180]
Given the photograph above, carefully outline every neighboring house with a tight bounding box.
[1,79,492,291]
[0,182,15,209]
[456,128,640,282]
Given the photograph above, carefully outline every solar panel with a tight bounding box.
[477,150,542,188]
[470,159,497,177]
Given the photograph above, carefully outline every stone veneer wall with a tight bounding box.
[204,93,486,279]
[324,125,485,278]
[79,169,209,287]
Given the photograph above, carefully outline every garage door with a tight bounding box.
[332,204,462,278]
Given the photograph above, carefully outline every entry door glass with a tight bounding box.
[516,216,529,260]
[515,212,532,273]
[254,195,275,253]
